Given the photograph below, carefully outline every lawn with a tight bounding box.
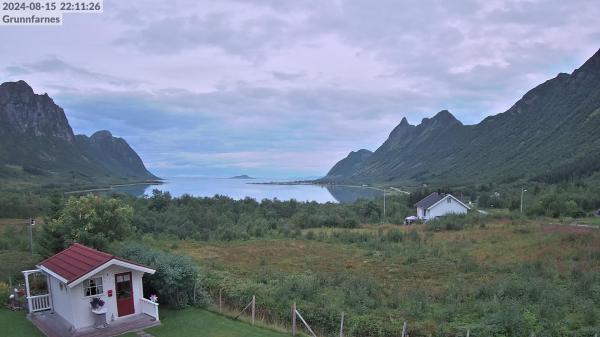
[1,308,290,337]
[0,309,43,337]
[145,308,290,337]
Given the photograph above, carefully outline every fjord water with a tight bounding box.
[110,177,382,203]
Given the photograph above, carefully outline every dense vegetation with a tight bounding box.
[2,187,600,336]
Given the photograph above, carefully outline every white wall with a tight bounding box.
[425,196,468,220]
[416,207,426,219]
[48,275,73,328]
[64,265,146,330]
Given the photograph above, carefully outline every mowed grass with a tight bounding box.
[0,309,44,337]
[145,308,290,337]
[0,308,289,337]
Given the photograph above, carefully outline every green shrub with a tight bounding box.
[113,243,208,309]
[0,282,10,304]
[426,213,482,231]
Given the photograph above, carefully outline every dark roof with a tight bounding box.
[38,243,151,284]
[415,192,445,209]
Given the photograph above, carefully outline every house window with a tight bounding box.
[83,277,103,296]
[447,197,451,203]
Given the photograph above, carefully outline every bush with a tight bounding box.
[39,194,134,255]
[0,282,10,304]
[426,213,482,231]
[113,243,208,309]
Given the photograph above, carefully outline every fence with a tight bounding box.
[209,289,413,337]
[206,288,599,337]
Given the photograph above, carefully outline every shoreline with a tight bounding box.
[64,180,163,195]
[249,181,411,195]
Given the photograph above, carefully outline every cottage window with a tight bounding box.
[83,277,103,296]
[447,197,451,203]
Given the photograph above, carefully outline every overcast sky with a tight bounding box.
[1,0,599,178]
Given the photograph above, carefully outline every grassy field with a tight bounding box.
[0,309,44,337]
[2,215,599,336]
[177,220,599,289]
[170,218,600,336]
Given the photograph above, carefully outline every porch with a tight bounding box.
[29,310,160,337]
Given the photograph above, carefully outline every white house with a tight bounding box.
[415,192,470,221]
[22,243,160,336]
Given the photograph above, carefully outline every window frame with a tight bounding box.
[83,276,104,297]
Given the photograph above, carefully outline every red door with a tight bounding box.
[115,272,134,317]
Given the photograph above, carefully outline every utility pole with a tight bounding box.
[29,218,36,255]
[383,188,386,221]
[520,187,527,214]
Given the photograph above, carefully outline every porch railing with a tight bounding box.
[140,298,159,321]
[28,294,51,312]
[22,269,52,313]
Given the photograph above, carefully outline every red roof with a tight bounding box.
[38,243,151,284]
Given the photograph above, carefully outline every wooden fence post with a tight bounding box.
[339,312,345,337]
[292,302,296,336]
[251,295,256,325]
[401,321,407,337]
[466,329,470,337]
[219,289,222,313]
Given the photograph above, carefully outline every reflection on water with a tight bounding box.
[325,185,383,203]
[108,177,382,203]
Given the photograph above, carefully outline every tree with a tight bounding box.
[39,194,134,255]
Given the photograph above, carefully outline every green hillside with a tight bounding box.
[0,80,158,190]
[323,48,600,186]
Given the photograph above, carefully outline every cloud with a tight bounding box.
[4,56,144,88]
[271,71,304,81]
[1,0,599,178]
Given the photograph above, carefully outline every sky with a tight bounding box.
[1,0,599,178]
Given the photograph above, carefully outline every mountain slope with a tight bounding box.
[323,48,600,186]
[326,149,373,180]
[0,80,158,189]
[76,131,157,180]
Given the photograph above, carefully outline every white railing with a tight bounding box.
[28,294,51,312]
[140,298,159,321]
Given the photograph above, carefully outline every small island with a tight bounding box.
[229,174,255,179]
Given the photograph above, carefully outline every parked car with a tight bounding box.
[404,215,418,225]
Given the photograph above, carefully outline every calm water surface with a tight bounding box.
[111,177,382,203]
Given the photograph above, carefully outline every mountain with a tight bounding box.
[0,80,158,189]
[230,175,255,179]
[76,130,157,180]
[323,48,600,186]
[326,149,373,181]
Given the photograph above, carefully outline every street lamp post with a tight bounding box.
[520,187,527,214]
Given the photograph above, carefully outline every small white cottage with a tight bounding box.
[22,243,160,336]
[415,192,470,221]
